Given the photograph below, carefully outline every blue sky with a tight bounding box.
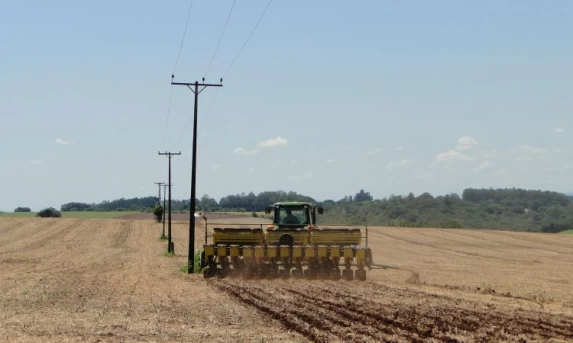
[1,1,572,211]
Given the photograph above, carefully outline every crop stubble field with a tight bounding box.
[0,215,572,342]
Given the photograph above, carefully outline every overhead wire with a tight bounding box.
[173,0,195,76]
[181,0,274,148]
[175,0,274,149]
[223,0,274,77]
[162,0,195,145]
[204,0,237,79]
[176,0,235,147]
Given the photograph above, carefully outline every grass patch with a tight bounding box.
[163,250,175,257]
[560,229,573,234]
[159,235,168,241]
[211,211,270,219]
[178,250,203,274]
[0,212,37,218]
[62,211,142,219]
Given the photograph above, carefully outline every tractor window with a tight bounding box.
[279,206,309,225]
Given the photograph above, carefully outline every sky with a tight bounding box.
[1,0,572,211]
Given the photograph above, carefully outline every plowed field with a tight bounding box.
[1,217,573,342]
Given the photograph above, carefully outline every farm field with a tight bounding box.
[0,211,143,219]
[1,216,573,342]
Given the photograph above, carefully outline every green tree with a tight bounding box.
[37,207,62,218]
[152,205,163,223]
[354,189,373,202]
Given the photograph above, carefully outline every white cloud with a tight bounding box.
[272,159,282,168]
[29,160,42,165]
[396,146,405,151]
[562,164,573,170]
[234,147,258,155]
[435,150,471,162]
[555,128,565,133]
[212,164,221,171]
[248,168,255,175]
[291,160,298,165]
[288,172,313,180]
[367,148,382,155]
[387,159,411,170]
[257,136,288,148]
[56,138,76,145]
[325,159,336,163]
[474,160,496,172]
[456,136,478,150]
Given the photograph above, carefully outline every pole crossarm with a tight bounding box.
[171,82,223,88]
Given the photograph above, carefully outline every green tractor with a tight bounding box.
[202,202,373,280]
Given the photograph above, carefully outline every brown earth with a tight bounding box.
[1,217,573,342]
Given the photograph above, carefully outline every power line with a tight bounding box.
[174,0,235,146]
[223,0,274,77]
[204,0,237,79]
[162,83,174,144]
[173,0,195,75]
[164,0,195,145]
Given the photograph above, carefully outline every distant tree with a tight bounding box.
[14,207,31,212]
[37,207,62,218]
[152,205,163,222]
[61,202,92,211]
[354,189,373,202]
[199,194,219,212]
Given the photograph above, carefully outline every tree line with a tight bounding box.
[57,188,573,233]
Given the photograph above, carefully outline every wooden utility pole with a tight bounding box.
[171,77,222,274]
[161,183,170,239]
[158,151,181,253]
[154,182,164,205]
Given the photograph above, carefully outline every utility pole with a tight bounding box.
[161,183,170,239]
[158,151,181,253]
[171,77,222,274]
[154,182,164,205]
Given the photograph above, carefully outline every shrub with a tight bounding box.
[37,207,62,218]
[14,207,31,212]
[152,205,163,223]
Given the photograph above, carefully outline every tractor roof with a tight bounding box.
[273,201,313,207]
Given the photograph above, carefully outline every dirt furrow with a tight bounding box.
[284,288,426,342]
[215,280,410,342]
[309,283,573,341]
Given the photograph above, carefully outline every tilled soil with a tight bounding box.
[213,279,573,342]
[1,217,573,342]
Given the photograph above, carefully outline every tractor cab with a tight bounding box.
[265,202,324,229]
